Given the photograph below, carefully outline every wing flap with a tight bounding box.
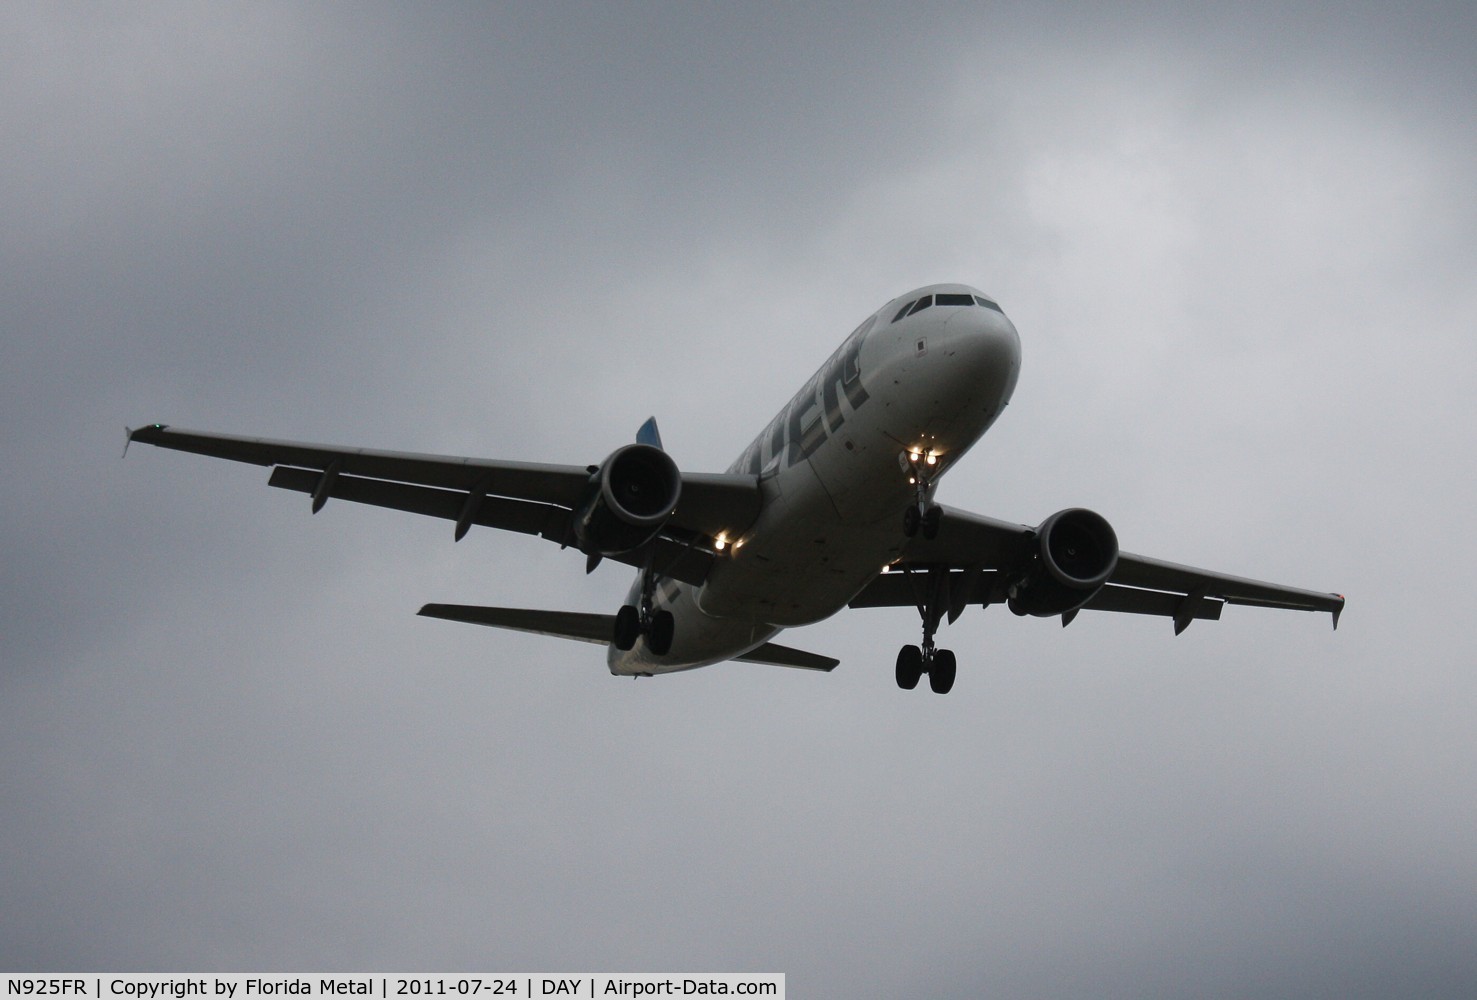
[268,466,569,539]
[848,569,1004,609]
[1083,584,1225,621]
[1112,551,1345,624]
[271,466,718,586]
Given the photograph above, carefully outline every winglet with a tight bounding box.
[636,416,663,450]
[124,422,168,457]
[1331,595,1345,631]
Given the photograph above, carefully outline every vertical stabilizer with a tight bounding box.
[636,416,664,450]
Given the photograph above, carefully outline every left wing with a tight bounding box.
[126,424,761,586]
[850,505,1344,633]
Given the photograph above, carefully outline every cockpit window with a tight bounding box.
[893,291,1001,321]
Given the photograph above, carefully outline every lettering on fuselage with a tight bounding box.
[730,315,874,475]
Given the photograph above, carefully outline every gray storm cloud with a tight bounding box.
[3,4,1475,997]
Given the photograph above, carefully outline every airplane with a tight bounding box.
[127,283,1344,693]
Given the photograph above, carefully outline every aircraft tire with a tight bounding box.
[649,610,675,656]
[896,644,924,690]
[903,505,920,538]
[922,504,942,540]
[929,648,957,694]
[614,604,641,651]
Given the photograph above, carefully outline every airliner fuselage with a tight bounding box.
[611,283,1020,675]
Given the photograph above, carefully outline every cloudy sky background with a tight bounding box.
[4,3,1475,995]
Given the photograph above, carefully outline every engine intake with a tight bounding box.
[1006,507,1119,617]
[572,443,682,555]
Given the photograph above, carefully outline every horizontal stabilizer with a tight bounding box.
[419,603,614,645]
[735,642,838,672]
[420,603,837,671]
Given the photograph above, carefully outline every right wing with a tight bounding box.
[127,424,762,586]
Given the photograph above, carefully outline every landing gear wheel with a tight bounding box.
[895,644,924,690]
[613,604,641,651]
[929,648,957,694]
[922,504,942,540]
[648,610,675,656]
[904,504,942,540]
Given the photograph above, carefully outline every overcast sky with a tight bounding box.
[4,3,1476,996]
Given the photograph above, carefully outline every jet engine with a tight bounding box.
[1006,507,1119,617]
[572,443,682,555]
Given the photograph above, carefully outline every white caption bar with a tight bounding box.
[5,977,783,1000]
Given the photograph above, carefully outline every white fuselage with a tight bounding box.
[607,284,1022,676]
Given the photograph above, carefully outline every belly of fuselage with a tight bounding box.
[697,301,1020,627]
[694,454,905,626]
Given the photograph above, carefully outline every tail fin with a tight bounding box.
[636,416,663,450]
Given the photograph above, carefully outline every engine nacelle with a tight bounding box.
[572,443,682,555]
[1006,507,1119,617]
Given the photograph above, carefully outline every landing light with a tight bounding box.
[714,532,729,552]
[925,452,938,466]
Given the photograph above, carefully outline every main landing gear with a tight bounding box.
[613,564,674,656]
[894,565,957,694]
[896,643,956,694]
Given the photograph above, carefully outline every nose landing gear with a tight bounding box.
[900,448,943,540]
[902,502,943,540]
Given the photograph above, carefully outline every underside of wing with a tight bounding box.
[129,424,595,504]
[128,424,761,588]
[853,504,1344,633]
[1109,551,1345,622]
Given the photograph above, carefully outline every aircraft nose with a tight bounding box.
[942,303,1021,382]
